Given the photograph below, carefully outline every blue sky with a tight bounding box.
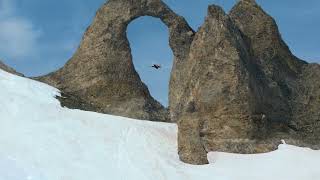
[0,0,319,106]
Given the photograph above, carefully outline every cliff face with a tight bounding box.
[291,64,320,141]
[36,0,320,164]
[229,0,304,126]
[177,5,255,164]
[229,0,320,145]
[177,0,320,164]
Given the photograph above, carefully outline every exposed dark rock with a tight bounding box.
[35,0,320,165]
[291,64,320,142]
[229,0,320,142]
[0,60,24,76]
[38,0,195,122]
[229,0,306,126]
[177,5,256,164]
[177,0,320,164]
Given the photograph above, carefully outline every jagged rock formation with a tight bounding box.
[228,0,320,151]
[177,5,255,164]
[229,0,320,142]
[177,0,320,164]
[0,60,24,76]
[38,0,195,122]
[229,0,306,127]
[37,0,319,164]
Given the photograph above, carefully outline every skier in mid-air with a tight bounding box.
[151,64,161,69]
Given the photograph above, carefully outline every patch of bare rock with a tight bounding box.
[32,0,320,164]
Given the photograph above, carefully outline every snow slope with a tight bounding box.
[0,69,319,180]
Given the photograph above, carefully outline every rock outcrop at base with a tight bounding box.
[0,60,24,76]
[38,0,195,122]
[37,0,320,164]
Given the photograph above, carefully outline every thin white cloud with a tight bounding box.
[0,0,41,60]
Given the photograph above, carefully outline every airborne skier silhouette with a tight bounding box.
[151,64,161,69]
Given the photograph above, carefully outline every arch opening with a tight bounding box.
[127,16,173,107]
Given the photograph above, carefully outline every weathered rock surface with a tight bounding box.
[229,0,320,145]
[38,0,195,122]
[177,0,320,164]
[177,5,255,164]
[36,0,319,165]
[230,0,305,126]
[291,64,320,142]
[0,60,24,76]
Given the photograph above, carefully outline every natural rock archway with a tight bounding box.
[127,16,174,107]
[36,0,320,165]
[39,0,195,122]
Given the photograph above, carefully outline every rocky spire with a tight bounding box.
[230,0,306,74]
[229,0,320,154]
[207,4,226,19]
[177,4,255,165]
[240,0,257,5]
[177,1,320,165]
[229,0,305,126]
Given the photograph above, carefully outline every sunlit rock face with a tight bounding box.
[36,0,320,165]
[38,0,195,122]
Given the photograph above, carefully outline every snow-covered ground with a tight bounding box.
[0,69,319,180]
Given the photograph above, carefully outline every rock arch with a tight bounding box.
[37,0,320,165]
[127,16,173,107]
[39,0,195,122]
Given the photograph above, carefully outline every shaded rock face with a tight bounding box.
[229,0,305,126]
[39,0,195,122]
[177,0,320,164]
[291,64,320,141]
[229,0,320,144]
[177,5,255,164]
[38,0,320,165]
[0,60,24,76]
